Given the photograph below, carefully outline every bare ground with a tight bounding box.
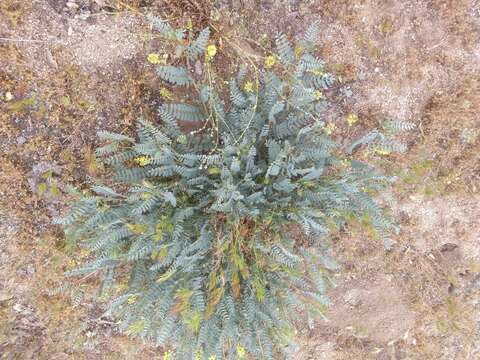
[0,0,479,359]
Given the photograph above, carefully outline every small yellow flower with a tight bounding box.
[117,282,129,291]
[207,166,221,175]
[243,81,254,93]
[126,223,148,234]
[127,294,139,305]
[80,249,91,257]
[346,113,359,126]
[236,344,246,358]
[340,159,351,168]
[141,192,152,200]
[194,349,203,360]
[134,156,151,166]
[163,350,173,360]
[147,53,162,64]
[294,45,304,58]
[374,147,391,156]
[314,90,323,101]
[264,55,277,69]
[324,122,336,135]
[302,180,315,188]
[159,87,173,100]
[311,68,324,76]
[206,44,217,61]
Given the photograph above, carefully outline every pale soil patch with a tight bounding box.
[399,195,480,259]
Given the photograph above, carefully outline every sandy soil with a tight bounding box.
[1,0,479,359]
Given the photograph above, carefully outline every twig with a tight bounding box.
[426,37,446,51]
[0,37,63,44]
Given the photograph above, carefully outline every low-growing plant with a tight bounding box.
[56,20,413,359]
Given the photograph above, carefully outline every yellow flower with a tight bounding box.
[311,68,324,76]
[80,249,91,257]
[314,90,323,101]
[141,192,152,200]
[236,344,246,358]
[126,223,148,234]
[324,122,336,135]
[294,45,304,58]
[163,350,173,360]
[194,349,203,360]
[264,55,277,69]
[346,113,359,126]
[243,81,254,93]
[147,53,161,64]
[127,294,139,305]
[340,159,351,168]
[302,180,315,189]
[206,44,217,61]
[207,166,221,175]
[159,87,173,100]
[374,147,391,156]
[134,156,151,166]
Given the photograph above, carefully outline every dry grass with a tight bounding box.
[404,77,480,195]
[0,0,31,27]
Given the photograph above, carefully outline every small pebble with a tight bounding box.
[5,91,13,101]
[66,1,79,9]
[16,136,26,145]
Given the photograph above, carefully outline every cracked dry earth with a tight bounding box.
[1,0,480,359]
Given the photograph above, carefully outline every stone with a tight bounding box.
[66,2,79,10]
[344,288,362,307]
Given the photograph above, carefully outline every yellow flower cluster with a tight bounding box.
[159,87,173,100]
[127,294,139,305]
[310,68,324,76]
[236,344,246,358]
[134,155,151,166]
[374,147,391,156]
[294,45,304,58]
[243,81,255,93]
[141,192,152,200]
[147,53,161,64]
[324,122,336,135]
[346,113,359,126]
[147,53,168,65]
[314,90,323,101]
[162,350,173,360]
[206,44,217,61]
[264,55,277,69]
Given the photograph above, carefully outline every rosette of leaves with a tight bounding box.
[56,21,413,359]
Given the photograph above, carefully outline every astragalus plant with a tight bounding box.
[57,21,413,359]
